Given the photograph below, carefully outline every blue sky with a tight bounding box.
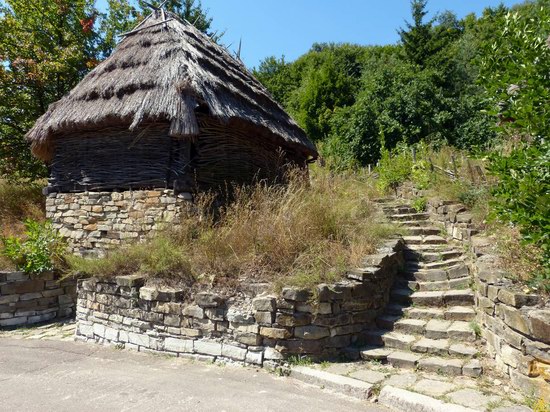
[97,0,521,68]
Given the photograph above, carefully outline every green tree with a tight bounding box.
[0,0,99,179]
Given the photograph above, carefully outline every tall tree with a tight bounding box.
[398,0,434,68]
[0,0,99,179]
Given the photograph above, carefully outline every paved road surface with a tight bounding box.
[0,338,387,412]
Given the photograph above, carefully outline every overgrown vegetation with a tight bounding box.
[67,170,395,288]
[1,220,65,274]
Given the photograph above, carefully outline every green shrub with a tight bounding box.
[377,146,413,192]
[1,220,65,275]
[411,197,427,212]
[488,141,550,287]
[411,160,432,190]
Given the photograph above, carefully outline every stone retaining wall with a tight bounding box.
[46,190,193,256]
[75,239,404,365]
[0,271,76,328]
[399,187,549,399]
[471,239,550,401]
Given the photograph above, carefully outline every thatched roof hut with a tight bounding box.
[27,10,317,193]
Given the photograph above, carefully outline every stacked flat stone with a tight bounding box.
[46,190,193,256]
[361,203,482,377]
[74,239,404,365]
[0,271,76,327]
[471,236,549,401]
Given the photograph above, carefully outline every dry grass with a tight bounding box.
[0,180,45,270]
[491,224,547,292]
[68,168,395,289]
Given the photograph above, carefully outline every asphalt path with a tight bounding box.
[0,338,388,412]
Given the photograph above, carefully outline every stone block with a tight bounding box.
[128,332,150,347]
[245,349,263,365]
[164,337,193,353]
[115,275,145,288]
[501,305,530,334]
[235,332,262,346]
[264,347,284,360]
[226,308,254,324]
[0,317,27,327]
[104,327,119,341]
[275,312,311,327]
[252,297,276,312]
[182,305,204,319]
[204,308,225,321]
[281,287,311,302]
[194,340,222,356]
[254,311,274,325]
[312,313,351,327]
[294,325,330,340]
[387,351,420,369]
[93,323,106,338]
[139,287,159,301]
[418,357,463,376]
[462,359,483,377]
[528,309,550,344]
[221,344,247,361]
[498,289,539,308]
[1,280,44,295]
[195,292,223,308]
[260,327,291,339]
[0,295,19,305]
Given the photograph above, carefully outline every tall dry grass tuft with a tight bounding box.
[69,168,395,289]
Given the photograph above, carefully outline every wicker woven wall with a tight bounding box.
[49,119,305,194]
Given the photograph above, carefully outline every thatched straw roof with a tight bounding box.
[26,10,317,161]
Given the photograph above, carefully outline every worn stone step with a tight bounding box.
[404,307,444,320]
[449,343,479,357]
[448,320,476,341]
[408,250,463,263]
[360,347,393,361]
[390,213,430,222]
[406,227,442,236]
[444,306,476,322]
[423,257,465,269]
[410,289,474,307]
[384,351,482,377]
[396,219,434,227]
[403,269,448,282]
[382,331,417,350]
[411,337,450,356]
[383,206,416,215]
[394,319,426,335]
[403,235,447,245]
[416,276,470,292]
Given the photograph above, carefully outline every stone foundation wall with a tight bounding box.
[75,240,404,365]
[0,271,76,328]
[46,190,193,256]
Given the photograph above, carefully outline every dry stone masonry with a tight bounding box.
[74,240,404,365]
[46,190,193,256]
[390,192,550,401]
[0,271,76,328]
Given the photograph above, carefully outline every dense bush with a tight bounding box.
[2,220,65,274]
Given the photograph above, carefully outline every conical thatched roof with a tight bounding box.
[26,10,317,161]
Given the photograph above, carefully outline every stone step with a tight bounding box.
[402,306,475,322]
[405,244,449,252]
[382,331,417,351]
[402,265,469,282]
[403,235,447,245]
[405,250,463,263]
[404,289,474,307]
[394,318,426,334]
[405,258,465,271]
[390,213,430,222]
[383,206,416,215]
[416,276,470,292]
[395,219,434,227]
[406,227,442,236]
[360,349,482,377]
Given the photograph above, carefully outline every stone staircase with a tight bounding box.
[360,201,483,377]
